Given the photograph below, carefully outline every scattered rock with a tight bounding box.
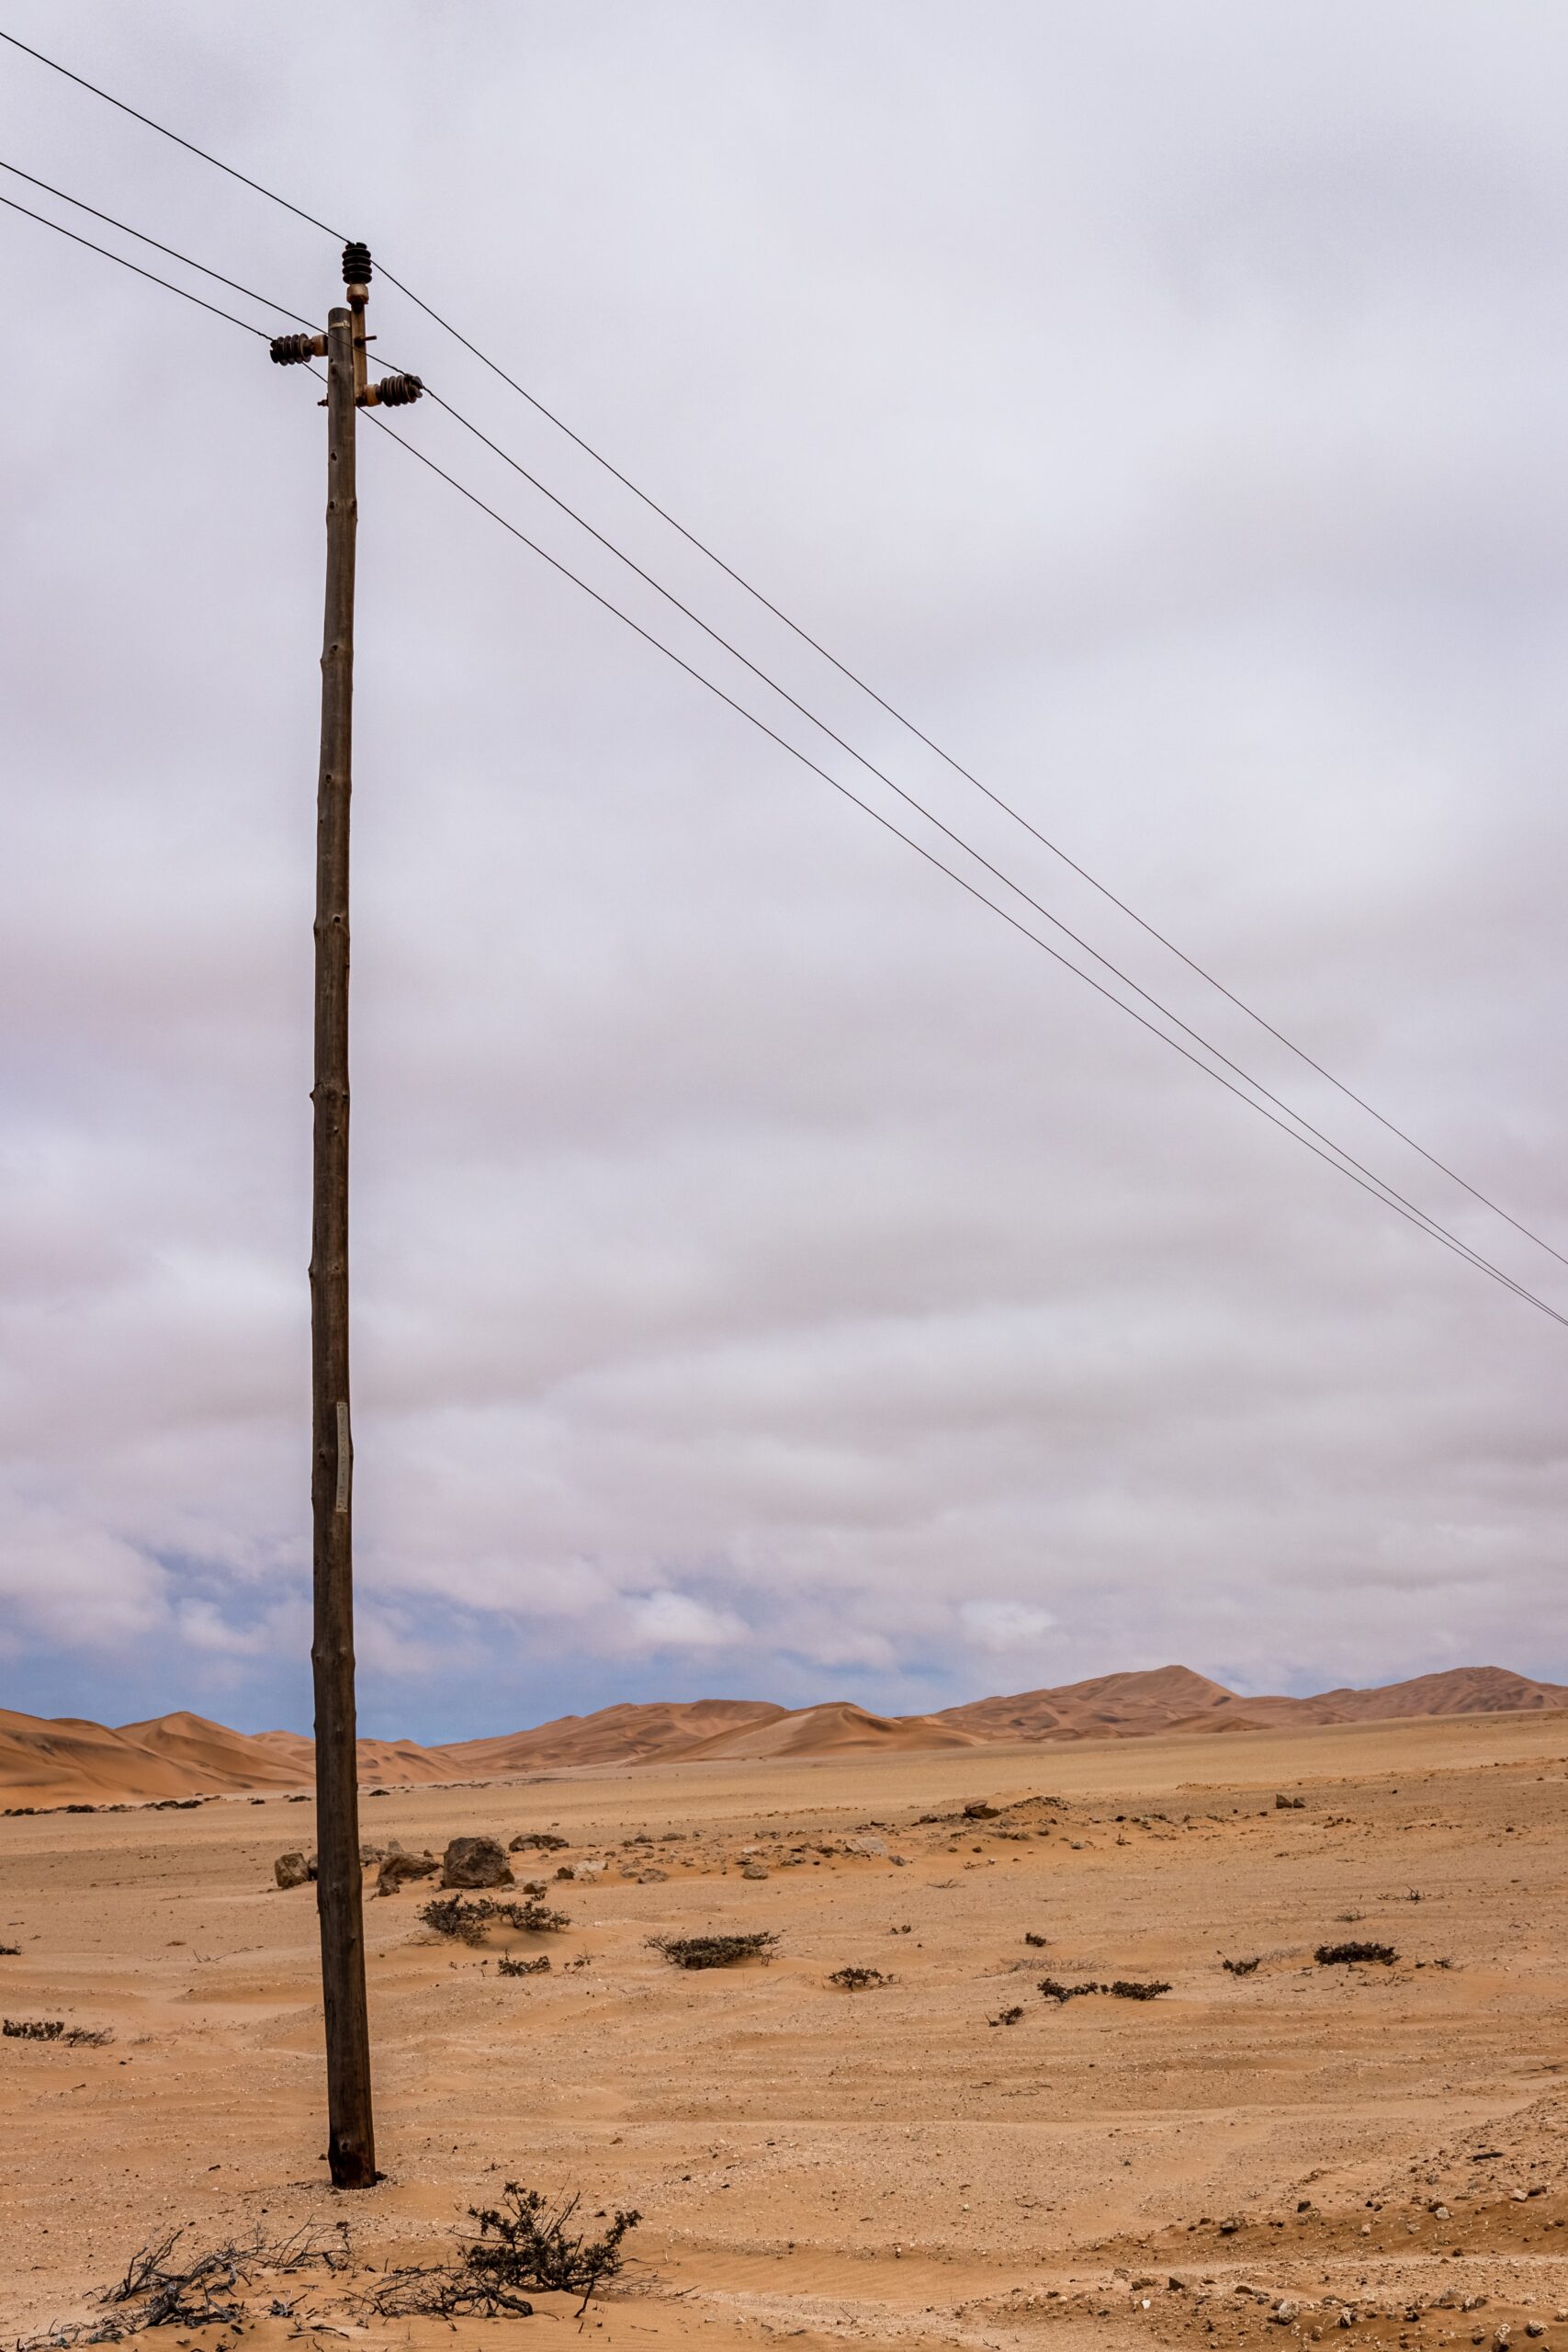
[741,1862,770,1881]
[274,1850,314,1890]
[963,1800,999,1820]
[440,1836,514,1890]
[1276,2301,1301,2324]
[842,1835,888,1858]
[377,1849,438,1896]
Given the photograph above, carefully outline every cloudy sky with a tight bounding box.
[3,2,1565,1743]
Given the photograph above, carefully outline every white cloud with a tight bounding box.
[2,1,1566,1728]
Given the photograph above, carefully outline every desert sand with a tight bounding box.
[6,1708,1568,2347]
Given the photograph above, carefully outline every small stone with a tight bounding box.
[273,1850,313,1890]
[741,1862,769,1880]
[1277,2302,1301,2324]
[1495,2329,1513,2349]
[1436,2206,1450,2220]
[1525,2326,1545,2339]
[842,1834,888,1858]
[440,1836,513,1890]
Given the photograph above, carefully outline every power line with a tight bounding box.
[4,18,1561,1278]
[0,184,272,339]
[0,154,315,327]
[416,380,1564,1295]
[351,400,1568,1333]
[2,150,1562,1330]
[0,25,341,237]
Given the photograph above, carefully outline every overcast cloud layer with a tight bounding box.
[2,2,1565,1742]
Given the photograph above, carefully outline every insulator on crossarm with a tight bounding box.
[365,372,423,407]
[341,240,372,288]
[270,332,326,365]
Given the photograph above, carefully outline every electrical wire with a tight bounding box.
[2,154,1562,1329]
[3,16,1561,1277]
[0,154,316,326]
[0,183,272,338]
[353,400,1568,1333]
[416,382,1565,1293]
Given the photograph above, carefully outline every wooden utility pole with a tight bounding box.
[271,244,423,2190]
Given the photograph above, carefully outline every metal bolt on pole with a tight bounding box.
[270,245,423,2190]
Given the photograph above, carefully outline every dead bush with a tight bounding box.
[420,1894,570,1944]
[1023,1931,1047,1948]
[827,1965,888,1990]
[988,2005,1025,2027]
[1315,1940,1397,1966]
[1222,1955,1262,1976]
[498,1953,551,1978]
[1037,1977,1169,2003]
[17,2222,352,2346]
[649,1931,777,1969]
[0,1943,20,1956]
[4,2018,112,2046]
[368,2187,639,2321]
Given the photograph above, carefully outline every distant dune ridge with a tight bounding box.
[3,1664,1564,1808]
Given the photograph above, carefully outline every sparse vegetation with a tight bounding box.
[4,2017,112,2045]
[1222,1955,1262,1976]
[497,1952,551,1978]
[0,1943,20,1956]
[1037,1977,1169,2003]
[1315,1940,1397,1966]
[421,1894,571,1944]
[1023,1930,1047,1947]
[649,1931,778,1969]
[17,2223,351,2345]
[367,2187,640,2320]
[988,2004,1025,2026]
[827,1965,888,1990]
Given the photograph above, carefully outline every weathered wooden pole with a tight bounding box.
[310,264,373,2191]
[269,243,423,2191]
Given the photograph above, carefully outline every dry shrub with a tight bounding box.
[17,2223,351,2346]
[1315,1940,1397,1966]
[1222,1955,1262,1976]
[367,2187,639,2321]
[649,1931,777,1969]
[4,2018,112,2046]
[988,2005,1025,2027]
[498,1953,551,1978]
[827,1965,888,1990]
[1037,1977,1169,2003]
[421,1894,570,1944]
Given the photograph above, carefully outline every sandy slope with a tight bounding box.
[6,1668,1568,1810]
[6,1709,1568,2349]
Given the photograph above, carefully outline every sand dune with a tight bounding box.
[446,1697,786,1775]
[5,1664,1566,1806]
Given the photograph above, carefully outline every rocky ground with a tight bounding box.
[3,1711,1567,2349]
